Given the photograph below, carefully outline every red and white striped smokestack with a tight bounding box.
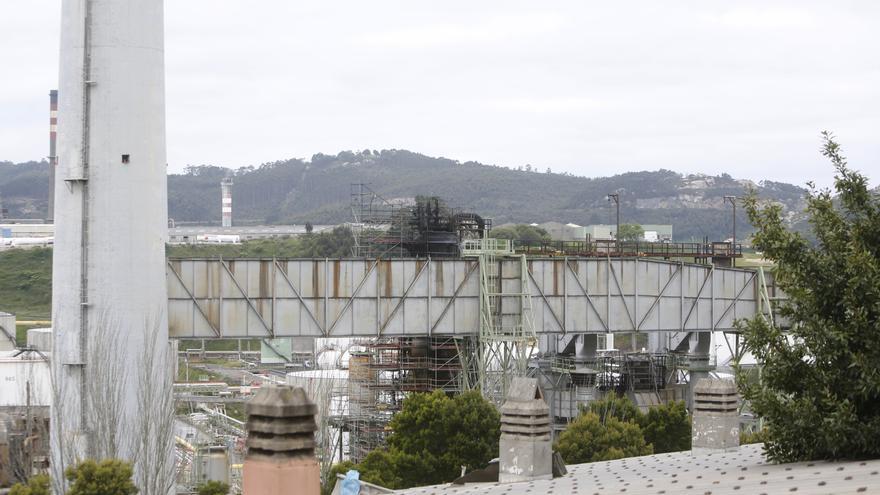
[48,89,57,222]
[221,177,233,227]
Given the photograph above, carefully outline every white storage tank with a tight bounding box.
[0,351,52,407]
[26,328,53,353]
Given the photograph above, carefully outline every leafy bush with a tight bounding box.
[489,224,551,242]
[588,394,644,424]
[9,475,51,495]
[567,395,691,460]
[65,459,138,495]
[740,428,769,445]
[640,400,691,453]
[197,480,229,495]
[554,412,652,463]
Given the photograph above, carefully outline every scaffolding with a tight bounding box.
[461,238,538,405]
[346,336,469,463]
[350,183,489,258]
[350,183,409,258]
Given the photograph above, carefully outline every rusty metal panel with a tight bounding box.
[221,300,248,337]
[167,300,193,337]
[615,260,635,294]
[166,262,187,298]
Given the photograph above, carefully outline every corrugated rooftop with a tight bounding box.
[394,444,880,495]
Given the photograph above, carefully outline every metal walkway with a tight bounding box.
[167,257,778,340]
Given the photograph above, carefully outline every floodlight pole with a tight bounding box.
[724,195,737,267]
[608,193,620,251]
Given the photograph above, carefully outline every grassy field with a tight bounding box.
[0,248,52,345]
[737,251,776,269]
[0,248,52,319]
[176,358,227,383]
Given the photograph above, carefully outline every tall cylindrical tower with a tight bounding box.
[48,89,57,222]
[221,177,233,227]
[52,0,171,487]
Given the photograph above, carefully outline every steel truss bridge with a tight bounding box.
[167,256,779,343]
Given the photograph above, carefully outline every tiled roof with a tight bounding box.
[394,444,880,495]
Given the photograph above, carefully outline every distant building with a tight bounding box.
[585,224,673,242]
[0,224,337,245]
[534,222,673,242]
[535,222,587,242]
[0,224,54,239]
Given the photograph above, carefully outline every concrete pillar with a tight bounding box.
[692,378,740,454]
[499,377,552,483]
[243,385,320,495]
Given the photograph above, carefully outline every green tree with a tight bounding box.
[737,132,880,462]
[9,475,51,495]
[489,224,551,242]
[640,400,691,453]
[740,428,769,445]
[346,390,501,489]
[196,480,229,495]
[387,390,500,479]
[588,394,644,424]
[617,223,644,241]
[66,459,138,495]
[554,412,653,463]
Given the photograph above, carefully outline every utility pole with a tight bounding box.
[608,193,620,251]
[724,195,737,268]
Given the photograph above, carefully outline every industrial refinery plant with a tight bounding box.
[2,0,775,490]
[3,1,879,495]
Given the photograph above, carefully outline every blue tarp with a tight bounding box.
[340,469,361,495]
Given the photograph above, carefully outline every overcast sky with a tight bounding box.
[2,1,878,187]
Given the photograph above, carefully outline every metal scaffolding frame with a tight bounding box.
[462,238,538,405]
[345,336,470,463]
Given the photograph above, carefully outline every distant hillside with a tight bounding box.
[0,151,810,240]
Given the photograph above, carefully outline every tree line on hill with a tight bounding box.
[1,150,810,241]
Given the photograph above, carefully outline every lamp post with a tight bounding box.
[608,193,620,251]
[724,195,736,267]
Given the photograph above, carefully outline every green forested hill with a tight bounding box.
[1,151,809,240]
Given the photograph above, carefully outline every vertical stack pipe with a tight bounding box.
[48,90,57,222]
[243,385,320,495]
[221,177,233,227]
[52,0,170,486]
[691,378,740,454]
[499,377,553,483]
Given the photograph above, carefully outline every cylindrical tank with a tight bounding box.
[52,0,169,481]
[197,446,229,484]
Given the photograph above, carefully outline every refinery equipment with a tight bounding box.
[42,0,782,485]
[350,184,488,258]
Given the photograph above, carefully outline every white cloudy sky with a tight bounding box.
[2,1,878,187]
